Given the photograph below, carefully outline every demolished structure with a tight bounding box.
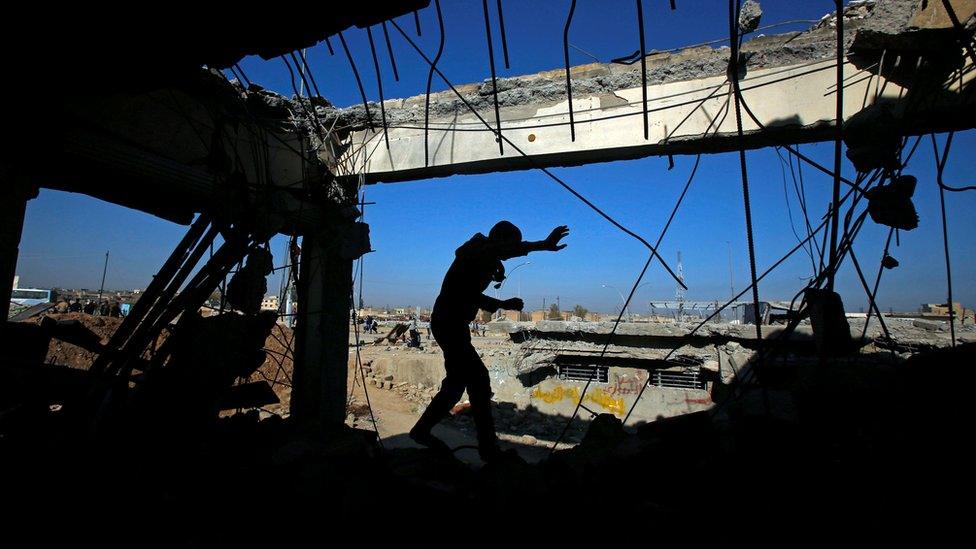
[1,0,975,537]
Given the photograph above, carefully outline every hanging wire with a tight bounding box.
[860,227,894,340]
[424,0,446,168]
[728,0,764,354]
[366,26,391,150]
[563,0,578,141]
[932,134,958,346]
[338,32,375,130]
[496,0,511,69]
[550,155,702,451]
[482,0,505,155]
[381,22,400,81]
[826,0,845,292]
[636,0,649,140]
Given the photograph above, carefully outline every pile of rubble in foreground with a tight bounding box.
[3,342,972,539]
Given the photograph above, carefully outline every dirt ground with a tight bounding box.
[20,313,551,464]
[345,349,555,465]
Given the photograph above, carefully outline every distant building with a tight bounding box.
[261,295,279,311]
[500,310,530,322]
[921,302,964,318]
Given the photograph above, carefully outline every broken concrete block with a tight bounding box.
[738,0,762,33]
[913,319,944,332]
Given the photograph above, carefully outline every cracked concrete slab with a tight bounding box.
[315,0,975,183]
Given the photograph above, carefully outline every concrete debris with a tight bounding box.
[738,0,763,33]
[322,0,925,134]
[913,318,946,332]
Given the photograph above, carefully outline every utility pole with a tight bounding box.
[727,241,734,300]
[727,241,736,322]
[675,251,685,320]
[98,251,109,301]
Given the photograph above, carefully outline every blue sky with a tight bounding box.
[16,0,975,314]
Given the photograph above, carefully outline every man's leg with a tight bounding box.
[410,344,465,452]
[465,355,501,460]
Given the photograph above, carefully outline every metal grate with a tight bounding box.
[558,364,609,383]
[649,370,706,390]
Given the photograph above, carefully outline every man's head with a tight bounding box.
[488,220,522,244]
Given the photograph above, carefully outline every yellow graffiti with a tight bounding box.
[586,389,626,416]
[532,385,580,404]
[532,385,626,416]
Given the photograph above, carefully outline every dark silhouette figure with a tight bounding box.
[410,221,569,461]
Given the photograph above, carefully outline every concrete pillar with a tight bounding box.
[0,172,37,323]
[290,231,353,432]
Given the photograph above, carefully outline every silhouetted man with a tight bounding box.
[410,221,569,461]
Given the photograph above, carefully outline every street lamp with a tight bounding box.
[601,283,631,321]
[509,261,531,298]
[495,261,531,320]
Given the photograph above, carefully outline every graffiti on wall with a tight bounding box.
[531,384,627,416]
[605,371,648,397]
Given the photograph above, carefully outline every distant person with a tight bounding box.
[407,319,423,350]
[98,301,109,317]
[68,300,82,313]
[110,302,122,318]
[410,221,569,462]
[83,300,96,315]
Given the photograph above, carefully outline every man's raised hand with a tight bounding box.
[544,225,570,251]
[502,298,524,311]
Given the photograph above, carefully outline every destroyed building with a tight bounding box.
[1,0,975,539]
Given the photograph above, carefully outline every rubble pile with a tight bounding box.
[13,342,973,536]
[22,312,123,370]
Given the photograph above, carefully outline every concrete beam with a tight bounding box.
[332,1,976,183]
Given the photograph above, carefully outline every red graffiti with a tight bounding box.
[606,372,648,396]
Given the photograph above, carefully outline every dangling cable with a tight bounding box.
[496,0,511,69]
[482,0,505,155]
[563,0,578,141]
[636,0,649,139]
[338,32,374,130]
[424,0,446,167]
[366,26,391,150]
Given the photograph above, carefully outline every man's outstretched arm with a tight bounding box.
[476,294,505,312]
[495,225,570,259]
[475,294,523,313]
